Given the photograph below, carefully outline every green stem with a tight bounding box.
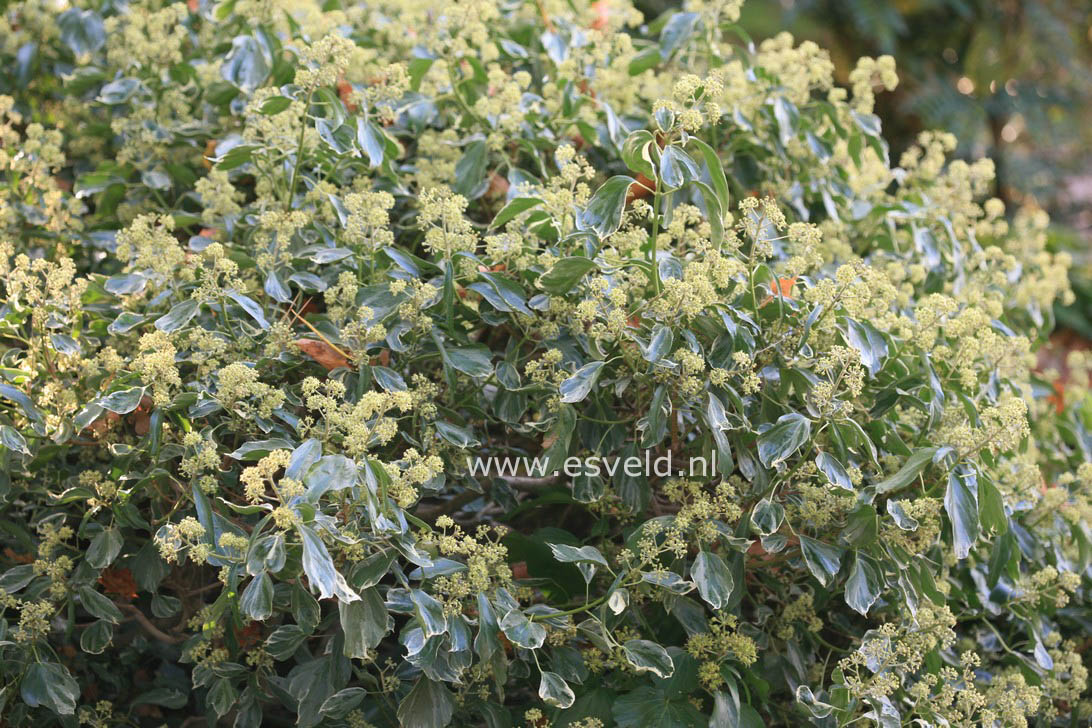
[217,293,243,346]
[650,178,662,295]
[285,90,314,211]
[531,593,609,621]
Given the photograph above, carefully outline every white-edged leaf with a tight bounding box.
[757,413,811,468]
[298,525,360,602]
[622,639,675,678]
[547,542,609,567]
[799,535,843,587]
[691,550,734,609]
[845,552,882,615]
[538,671,575,709]
[559,361,606,404]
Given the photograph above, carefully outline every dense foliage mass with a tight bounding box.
[0,1,1089,726]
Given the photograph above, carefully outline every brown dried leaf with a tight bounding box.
[295,338,351,371]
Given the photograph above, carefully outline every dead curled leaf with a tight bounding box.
[295,338,351,371]
[89,394,155,436]
[625,173,656,205]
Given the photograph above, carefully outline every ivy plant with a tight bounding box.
[0,0,1087,727]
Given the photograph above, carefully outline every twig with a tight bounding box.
[499,474,562,491]
[119,603,185,645]
[414,474,563,518]
[290,307,352,361]
[415,490,482,520]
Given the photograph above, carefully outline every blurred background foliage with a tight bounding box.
[636,0,1092,338]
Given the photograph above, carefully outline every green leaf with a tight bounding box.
[408,57,434,91]
[628,47,661,76]
[542,404,576,475]
[0,425,29,455]
[622,639,675,678]
[613,685,706,727]
[21,662,79,715]
[208,677,237,718]
[642,324,674,363]
[491,197,543,229]
[221,34,270,92]
[264,269,291,303]
[842,504,878,547]
[771,96,797,145]
[397,678,455,728]
[872,448,938,494]
[298,524,360,602]
[216,144,256,170]
[0,564,35,594]
[98,77,142,104]
[0,384,43,426]
[356,118,386,168]
[303,454,358,501]
[945,467,980,559]
[155,299,199,332]
[886,500,919,530]
[339,587,389,658]
[454,140,489,199]
[259,95,292,115]
[77,586,123,624]
[499,607,546,649]
[58,8,105,58]
[559,361,606,404]
[547,542,609,567]
[658,145,700,190]
[105,273,146,296]
[100,386,145,414]
[133,687,189,710]
[851,110,882,136]
[108,311,147,334]
[435,421,479,448]
[241,572,273,621]
[226,290,270,329]
[87,527,123,569]
[638,384,671,449]
[710,689,765,728]
[978,475,1008,534]
[845,318,888,376]
[577,176,635,238]
[688,138,729,216]
[539,671,576,709]
[474,593,502,662]
[443,346,494,378]
[479,271,532,315]
[320,687,368,719]
[750,500,784,536]
[246,533,286,575]
[798,536,843,587]
[411,588,448,638]
[80,619,113,654]
[691,550,734,609]
[987,531,1016,588]
[845,552,882,615]
[659,12,701,60]
[539,256,599,294]
[757,413,811,468]
[795,685,835,720]
[640,571,693,594]
[228,438,296,461]
[266,624,308,660]
[815,451,853,491]
[372,366,407,392]
[622,130,657,178]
